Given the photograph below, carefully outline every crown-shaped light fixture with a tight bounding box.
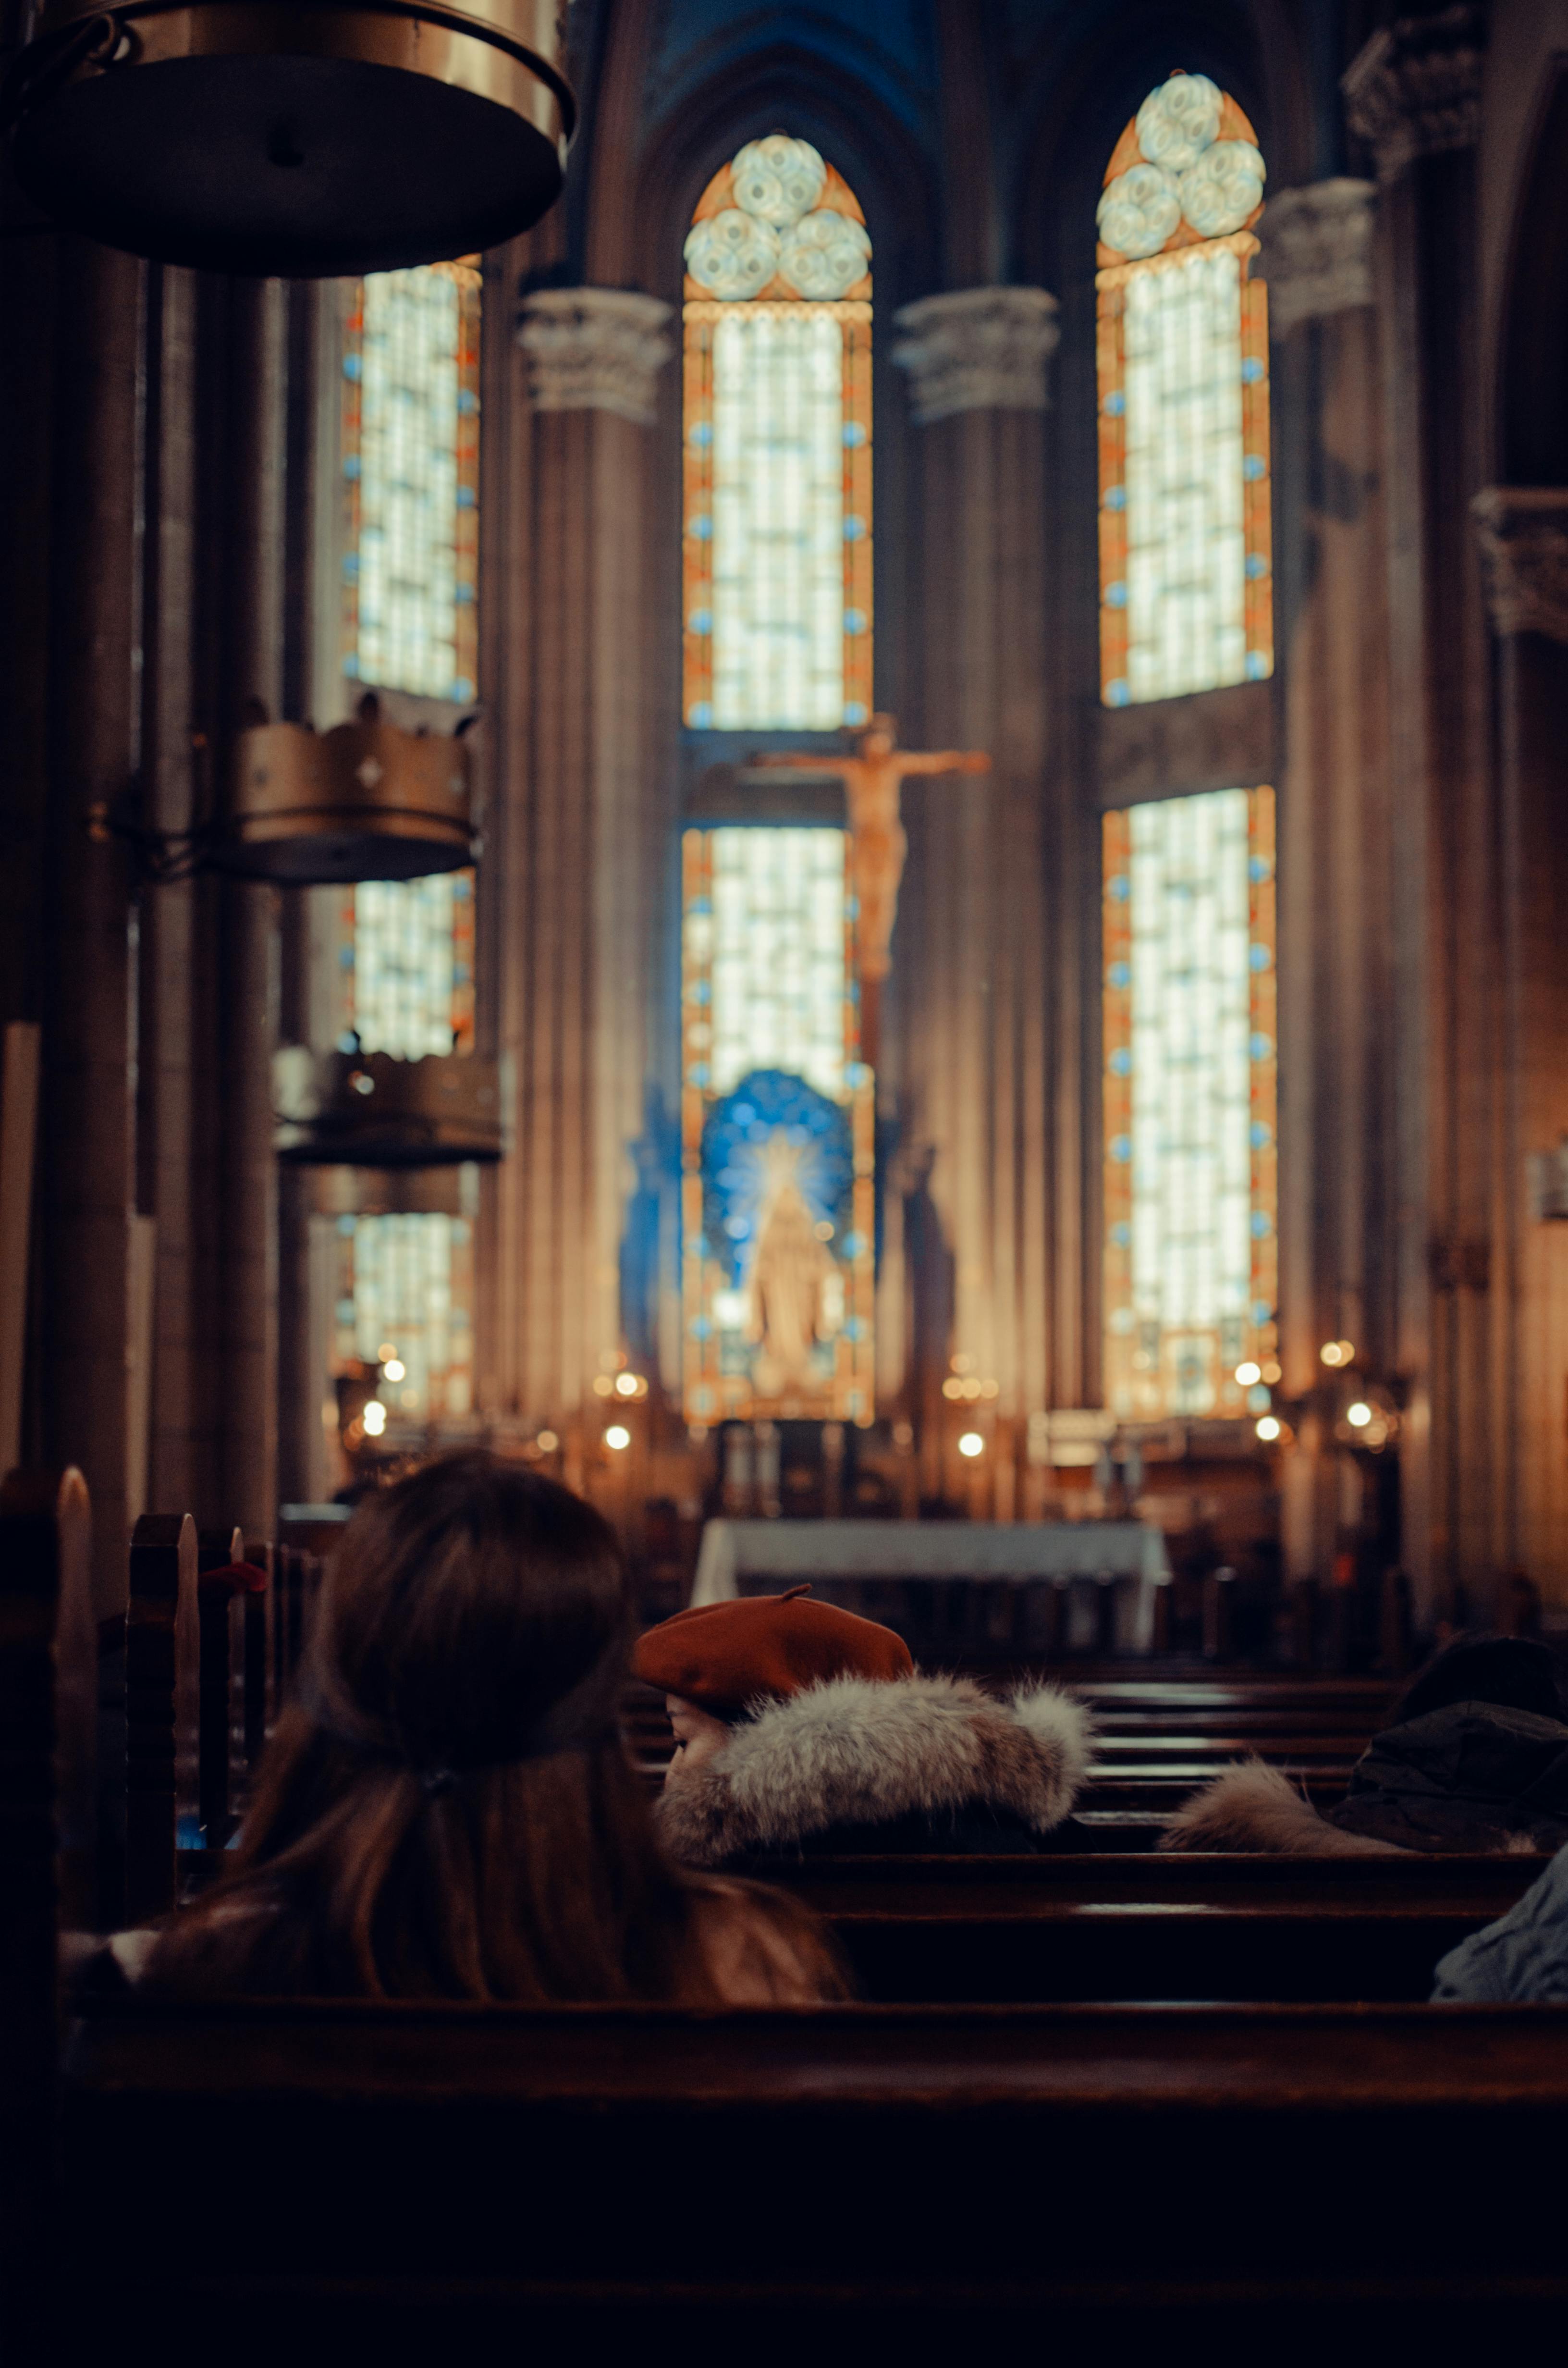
[215,695,478,885]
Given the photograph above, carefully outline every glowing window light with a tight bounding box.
[683,138,872,731]
[703,826,847,1099]
[1096,78,1272,708]
[336,872,476,1436]
[336,259,481,1425]
[342,260,481,705]
[1103,785,1277,1421]
[333,1214,474,1427]
[344,871,474,1060]
[680,823,874,1428]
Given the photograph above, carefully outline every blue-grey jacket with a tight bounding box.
[1432,1840,1568,2001]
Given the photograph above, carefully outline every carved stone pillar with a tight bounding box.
[892,287,1058,1517]
[494,288,672,1489]
[1342,5,1492,1622]
[1472,489,1568,1604]
[1257,180,1392,1588]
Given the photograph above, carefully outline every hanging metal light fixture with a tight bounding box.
[2,0,573,275]
[214,696,477,883]
[273,1046,503,1165]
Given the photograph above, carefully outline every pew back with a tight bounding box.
[61,1997,1568,2337]
[196,1525,244,1852]
[732,1851,1544,2002]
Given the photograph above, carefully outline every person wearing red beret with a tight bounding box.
[634,1586,1092,1866]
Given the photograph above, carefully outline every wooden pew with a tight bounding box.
[0,1467,92,2354]
[751,1850,1544,2002]
[195,1528,271,1853]
[59,1996,1568,2335]
[124,1513,197,1922]
[241,1535,275,1766]
[196,1525,244,1853]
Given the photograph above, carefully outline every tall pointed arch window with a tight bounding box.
[1096,74,1272,706]
[1096,77,1279,1425]
[682,135,872,730]
[331,259,481,1433]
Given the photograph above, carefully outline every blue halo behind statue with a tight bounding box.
[701,1070,854,1287]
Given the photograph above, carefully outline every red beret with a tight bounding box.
[633,1584,913,1716]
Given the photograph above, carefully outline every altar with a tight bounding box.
[690,1520,1172,1657]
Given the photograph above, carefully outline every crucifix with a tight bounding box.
[747,712,991,1069]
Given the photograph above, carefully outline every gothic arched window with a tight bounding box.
[682,135,872,730]
[331,260,482,1434]
[1095,74,1272,707]
[1096,77,1279,1426]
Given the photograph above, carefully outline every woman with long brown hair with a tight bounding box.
[145,1452,841,2002]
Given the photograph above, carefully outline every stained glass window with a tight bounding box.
[1102,787,1277,1422]
[1096,74,1272,706]
[331,867,476,1428]
[342,875,476,1061]
[332,1214,475,1424]
[332,259,481,1436]
[683,136,872,731]
[341,260,480,705]
[707,827,848,1098]
[681,826,874,1427]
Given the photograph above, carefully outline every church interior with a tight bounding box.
[5,0,1568,2343]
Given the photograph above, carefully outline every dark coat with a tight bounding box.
[1330,1700,1568,1854]
[1433,1840,1568,2000]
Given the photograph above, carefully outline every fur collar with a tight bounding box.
[1159,1759,1410,1855]
[654,1673,1092,1867]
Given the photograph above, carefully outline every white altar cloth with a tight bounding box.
[691,1520,1171,1653]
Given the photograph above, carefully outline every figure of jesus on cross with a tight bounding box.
[748,713,991,1069]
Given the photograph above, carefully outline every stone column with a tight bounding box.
[1256,180,1392,1587]
[496,288,672,1492]
[37,240,145,1615]
[209,280,286,1543]
[1471,489,1568,1604]
[1343,5,1493,1623]
[139,264,200,1522]
[892,287,1058,1517]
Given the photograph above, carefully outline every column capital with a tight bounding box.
[1342,4,1484,183]
[515,287,674,427]
[892,286,1060,425]
[1472,489,1568,645]
[1255,179,1376,334]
